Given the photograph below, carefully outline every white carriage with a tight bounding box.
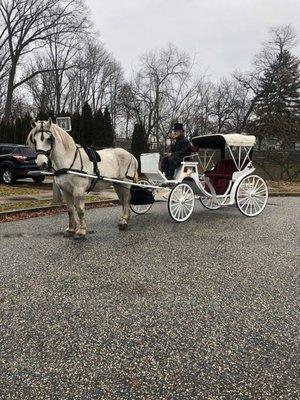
[130,133,268,222]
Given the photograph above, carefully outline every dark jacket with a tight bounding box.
[170,137,192,160]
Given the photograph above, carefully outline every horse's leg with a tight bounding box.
[113,183,131,230]
[63,191,77,237]
[74,195,87,238]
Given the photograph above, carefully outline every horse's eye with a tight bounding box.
[47,137,52,143]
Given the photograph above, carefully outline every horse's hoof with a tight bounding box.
[74,228,87,239]
[64,230,75,237]
[118,223,128,231]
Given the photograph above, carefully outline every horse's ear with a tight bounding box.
[31,119,36,128]
[47,117,52,128]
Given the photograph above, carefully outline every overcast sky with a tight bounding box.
[85,0,300,81]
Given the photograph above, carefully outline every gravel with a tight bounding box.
[0,197,299,399]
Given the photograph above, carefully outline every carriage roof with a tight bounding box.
[192,133,256,148]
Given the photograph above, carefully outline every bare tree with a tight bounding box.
[0,0,89,121]
[209,79,237,133]
[60,40,124,123]
[124,44,192,147]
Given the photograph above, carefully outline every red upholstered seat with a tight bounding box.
[191,145,199,153]
[205,159,238,195]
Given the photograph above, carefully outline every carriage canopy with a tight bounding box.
[192,133,256,149]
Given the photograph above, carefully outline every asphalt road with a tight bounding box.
[0,197,299,400]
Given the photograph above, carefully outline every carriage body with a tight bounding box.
[131,133,268,221]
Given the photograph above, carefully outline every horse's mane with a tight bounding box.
[27,121,76,152]
[50,123,76,151]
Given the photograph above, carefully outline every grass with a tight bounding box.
[0,194,112,213]
[268,180,300,193]
[0,184,45,196]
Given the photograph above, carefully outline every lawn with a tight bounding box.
[268,180,300,193]
[0,182,112,213]
[0,184,45,196]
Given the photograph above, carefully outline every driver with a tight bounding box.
[161,123,192,180]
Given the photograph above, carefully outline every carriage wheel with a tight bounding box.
[235,175,268,217]
[168,182,195,222]
[130,179,154,215]
[199,196,221,210]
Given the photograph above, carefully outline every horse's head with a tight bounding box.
[27,118,55,169]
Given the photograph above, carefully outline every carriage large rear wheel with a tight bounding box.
[168,182,195,222]
[235,175,268,217]
[130,179,154,215]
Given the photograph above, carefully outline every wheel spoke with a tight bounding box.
[174,206,181,219]
[252,197,260,212]
[253,196,265,204]
[182,203,192,213]
[241,198,250,210]
[179,205,184,220]
[255,189,266,196]
[238,196,249,206]
[255,182,265,191]
[171,203,180,212]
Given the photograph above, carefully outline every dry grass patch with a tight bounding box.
[0,194,112,213]
[267,181,300,193]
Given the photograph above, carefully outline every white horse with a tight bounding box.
[27,118,138,238]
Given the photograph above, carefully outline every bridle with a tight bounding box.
[33,121,83,175]
[34,121,55,160]
[31,121,102,192]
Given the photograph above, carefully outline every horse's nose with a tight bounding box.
[41,161,47,169]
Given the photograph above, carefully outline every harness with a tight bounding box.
[33,124,135,193]
[34,123,98,192]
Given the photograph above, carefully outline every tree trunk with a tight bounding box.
[4,60,17,122]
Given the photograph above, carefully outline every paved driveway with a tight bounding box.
[0,197,299,399]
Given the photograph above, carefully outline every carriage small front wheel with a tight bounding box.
[168,182,195,222]
[235,175,268,217]
[199,196,221,210]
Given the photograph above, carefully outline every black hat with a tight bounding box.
[172,122,184,131]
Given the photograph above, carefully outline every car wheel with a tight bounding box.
[33,176,45,184]
[1,168,16,184]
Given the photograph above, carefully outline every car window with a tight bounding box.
[16,147,36,157]
[0,146,14,155]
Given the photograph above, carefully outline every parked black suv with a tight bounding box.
[0,144,44,184]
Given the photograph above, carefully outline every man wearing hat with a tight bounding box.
[161,123,192,180]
